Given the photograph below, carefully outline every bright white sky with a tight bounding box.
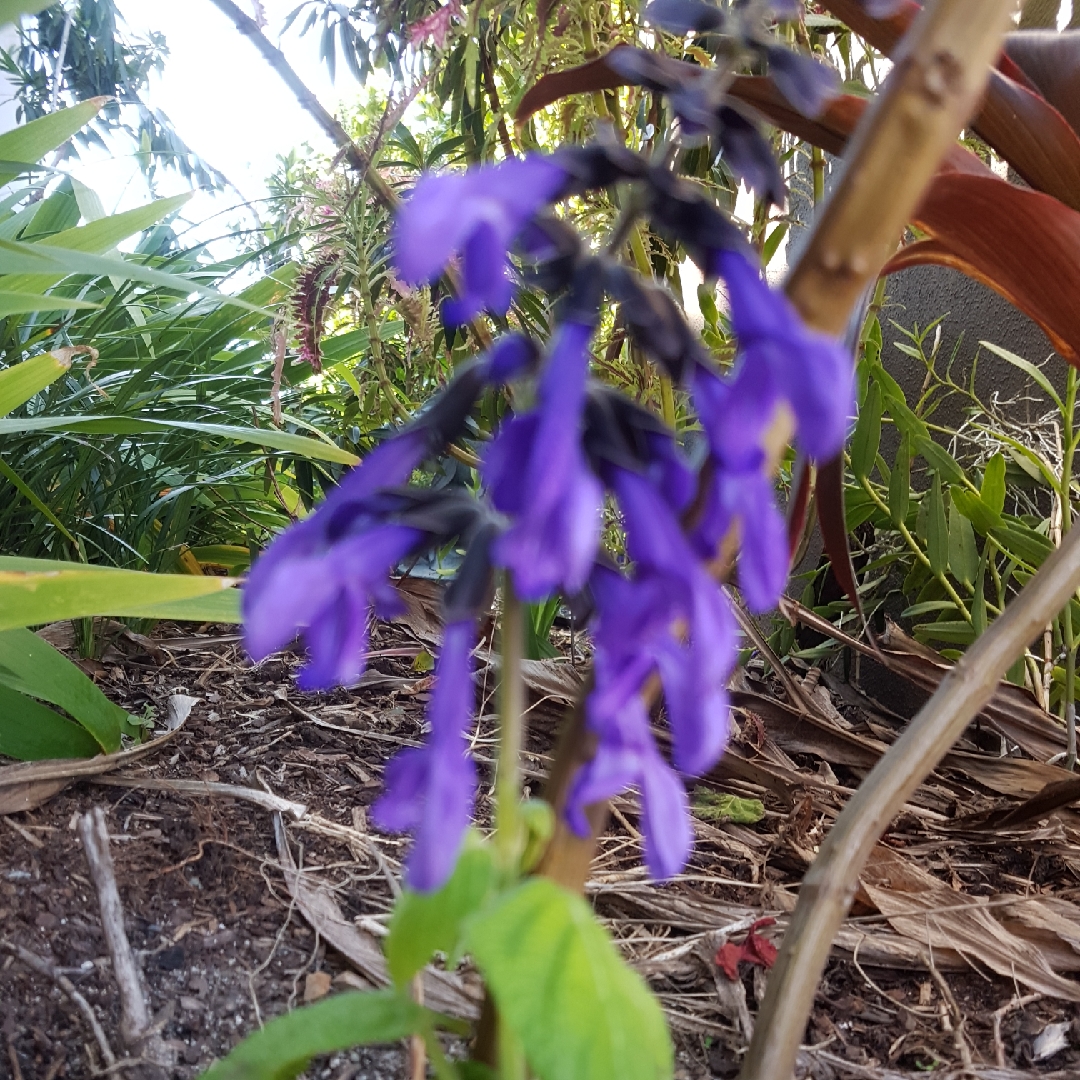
[61,0,371,232]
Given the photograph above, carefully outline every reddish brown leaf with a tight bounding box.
[715,917,778,981]
[787,459,812,559]
[816,453,863,618]
[515,55,628,125]
[885,172,1080,367]
[822,2,1080,212]
[727,76,867,157]
[1005,31,1080,139]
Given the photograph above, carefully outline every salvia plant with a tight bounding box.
[216,2,903,1077]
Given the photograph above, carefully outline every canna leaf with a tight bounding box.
[0,684,101,761]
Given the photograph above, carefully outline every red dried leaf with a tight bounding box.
[715,917,778,981]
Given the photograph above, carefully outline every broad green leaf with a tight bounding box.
[979,341,1064,415]
[0,351,72,417]
[981,453,1007,516]
[385,841,496,986]
[0,683,100,761]
[121,587,242,624]
[0,560,237,630]
[0,240,269,315]
[0,100,104,183]
[693,792,765,824]
[888,434,910,526]
[0,291,99,317]
[202,991,428,1080]
[849,381,881,480]
[0,628,125,752]
[927,473,948,577]
[1,195,192,295]
[951,487,1003,535]
[948,504,979,588]
[466,878,672,1080]
[0,415,359,465]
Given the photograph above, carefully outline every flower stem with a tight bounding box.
[496,574,525,874]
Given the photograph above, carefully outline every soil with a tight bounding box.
[3,610,1080,1080]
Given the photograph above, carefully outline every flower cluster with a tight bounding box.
[244,44,854,891]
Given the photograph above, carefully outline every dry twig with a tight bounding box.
[78,808,174,1071]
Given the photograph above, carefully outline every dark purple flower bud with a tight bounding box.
[645,0,727,34]
[371,618,479,890]
[645,167,752,275]
[603,264,708,384]
[485,322,603,600]
[393,156,569,326]
[764,45,839,119]
[553,142,649,196]
[715,103,786,208]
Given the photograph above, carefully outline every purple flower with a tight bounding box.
[243,432,431,690]
[706,249,853,461]
[568,693,693,880]
[372,619,478,890]
[765,46,839,119]
[393,156,569,327]
[485,322,603,600]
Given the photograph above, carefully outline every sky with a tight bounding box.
[19,1,376,235]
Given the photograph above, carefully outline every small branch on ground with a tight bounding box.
[0,938,117,1069]
[78,807,174,1071]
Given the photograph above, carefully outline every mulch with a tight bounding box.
[4,588,1080,1080]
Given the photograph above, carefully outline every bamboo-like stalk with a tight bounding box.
[740,6,1029,1075]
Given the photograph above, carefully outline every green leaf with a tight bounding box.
[0,559,238,630]
[0,415,359,465]
[692,791,765,824]
[981,453,1007,516]
[0,291,99,317]
[0,351,72,417]
[202,990,428,1080]
[385,841,496,986]
[979,341,1064,415]
[120,588,242,624]
[914,620,976,645]
[0,628,125,752]
[888,434,910,527]
[0,683,101,761]
[1,195,192,295]
[972,551,988,637]
[915,435,965,486]
[0,101,104,182]
[950,487,1003,535]
[0,239,269,315]
[466,878,672,1080]
[927,473,948,577]
[989,521,1055,569]
[948,503,979,588]
[849,381,881,480]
